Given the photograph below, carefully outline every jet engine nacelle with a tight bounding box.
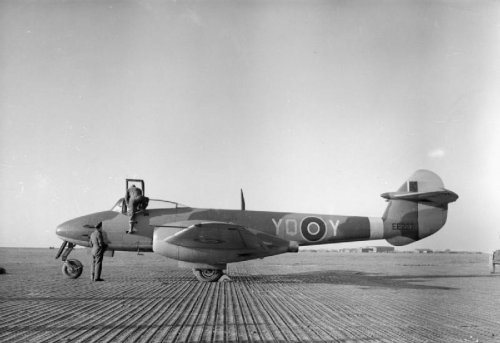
[152,227,234,268]
[152,227,181,259]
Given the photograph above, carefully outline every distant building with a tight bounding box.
[339,248,359,253]
[360,246,395,253]
[416,248,433,254]
[338,246,395,253]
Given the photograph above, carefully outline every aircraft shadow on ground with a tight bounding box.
[229,270,497,290]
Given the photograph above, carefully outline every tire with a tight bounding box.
[193,269,223,282]
[62,259,83,279]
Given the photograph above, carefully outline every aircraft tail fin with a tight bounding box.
[381,170,458,246]
[241,189,246,211]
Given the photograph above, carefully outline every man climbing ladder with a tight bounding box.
[124,179,148,234]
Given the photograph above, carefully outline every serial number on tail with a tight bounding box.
[392,223,417,231]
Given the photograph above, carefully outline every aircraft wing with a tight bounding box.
[165,222,294,252]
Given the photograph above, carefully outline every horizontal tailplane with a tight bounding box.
[382,170,458,246]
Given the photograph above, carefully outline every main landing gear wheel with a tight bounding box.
[62,259,83,279]
[193,269,223,282]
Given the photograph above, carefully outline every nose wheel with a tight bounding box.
[62,259,83,279]
[55,241,84,279]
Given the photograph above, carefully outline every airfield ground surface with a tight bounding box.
[0,248,499,343]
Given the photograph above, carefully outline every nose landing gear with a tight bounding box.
[62,259,83,279]
[55,241,83,279]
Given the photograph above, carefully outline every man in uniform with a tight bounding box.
[492,250,500,273]
[125,185,144,234]
[89,222,105,281]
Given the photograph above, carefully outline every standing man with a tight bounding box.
[492,250,500,273]
[90,222,105,281]
[125,185,143,234]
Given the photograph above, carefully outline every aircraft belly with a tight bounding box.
[105,233,152,251]
[155,243,288,264]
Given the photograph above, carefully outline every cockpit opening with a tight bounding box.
[111,198,188,213]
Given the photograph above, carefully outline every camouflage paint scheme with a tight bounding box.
[55,170,458,279]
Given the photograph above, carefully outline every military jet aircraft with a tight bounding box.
[55,170,458,282]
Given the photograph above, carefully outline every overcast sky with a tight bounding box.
[1,0,499,252]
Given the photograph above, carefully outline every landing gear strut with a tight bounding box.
[55,241,83,279]
[193,269,223,282]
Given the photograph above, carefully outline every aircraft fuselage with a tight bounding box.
[55,206,384,252]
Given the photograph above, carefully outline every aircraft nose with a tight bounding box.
[55,223,66,237]
[56,221,75,238]
[55,217,94,242]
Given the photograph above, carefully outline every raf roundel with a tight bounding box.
[301,217,327,242]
